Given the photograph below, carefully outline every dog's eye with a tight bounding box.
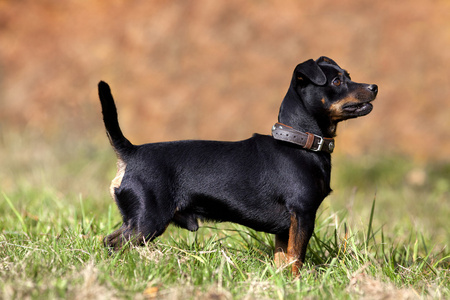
[332,78,341,86]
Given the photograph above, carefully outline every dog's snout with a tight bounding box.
[368,84,378,95]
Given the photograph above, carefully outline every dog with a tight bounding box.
[98,56,377,276]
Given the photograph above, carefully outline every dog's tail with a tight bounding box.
[98,81,134,158]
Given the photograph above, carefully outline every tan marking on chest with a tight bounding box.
[110,158,126,199]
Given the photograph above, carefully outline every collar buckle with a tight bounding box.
[310,134,324,152]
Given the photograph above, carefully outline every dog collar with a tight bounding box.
[271,123,335,153]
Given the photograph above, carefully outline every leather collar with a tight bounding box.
[271,123,335,153]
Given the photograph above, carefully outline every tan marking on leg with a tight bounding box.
[110,158,126,199]
[274,234,289,268]
[287,212,315,276]
[287,213,303,276]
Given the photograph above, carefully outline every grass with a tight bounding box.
[0,132,449,299]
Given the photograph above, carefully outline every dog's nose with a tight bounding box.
[368,84,378,95]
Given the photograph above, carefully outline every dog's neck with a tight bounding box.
[278,86,337,138]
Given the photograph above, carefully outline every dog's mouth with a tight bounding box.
[342,101,373,117]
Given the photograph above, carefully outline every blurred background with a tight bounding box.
[0,0,449,256]
[1,0,449,160]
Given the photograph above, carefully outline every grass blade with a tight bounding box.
[366,195,376,245]
[2,191,27,233]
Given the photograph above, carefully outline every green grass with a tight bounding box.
[0,132,449,299]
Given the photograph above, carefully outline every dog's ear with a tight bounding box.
[294,59,327,86]
[316,56,341,68]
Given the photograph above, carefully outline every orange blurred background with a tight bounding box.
[1,0,449,160]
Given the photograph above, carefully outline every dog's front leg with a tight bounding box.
[274,232,289,268]
[287,211,315,276]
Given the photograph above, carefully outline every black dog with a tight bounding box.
[98,56,377,275]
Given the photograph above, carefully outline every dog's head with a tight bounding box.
[292,56,378,122]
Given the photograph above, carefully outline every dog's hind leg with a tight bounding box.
[104,187,174,251]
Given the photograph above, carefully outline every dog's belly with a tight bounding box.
[181,194,291,234]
